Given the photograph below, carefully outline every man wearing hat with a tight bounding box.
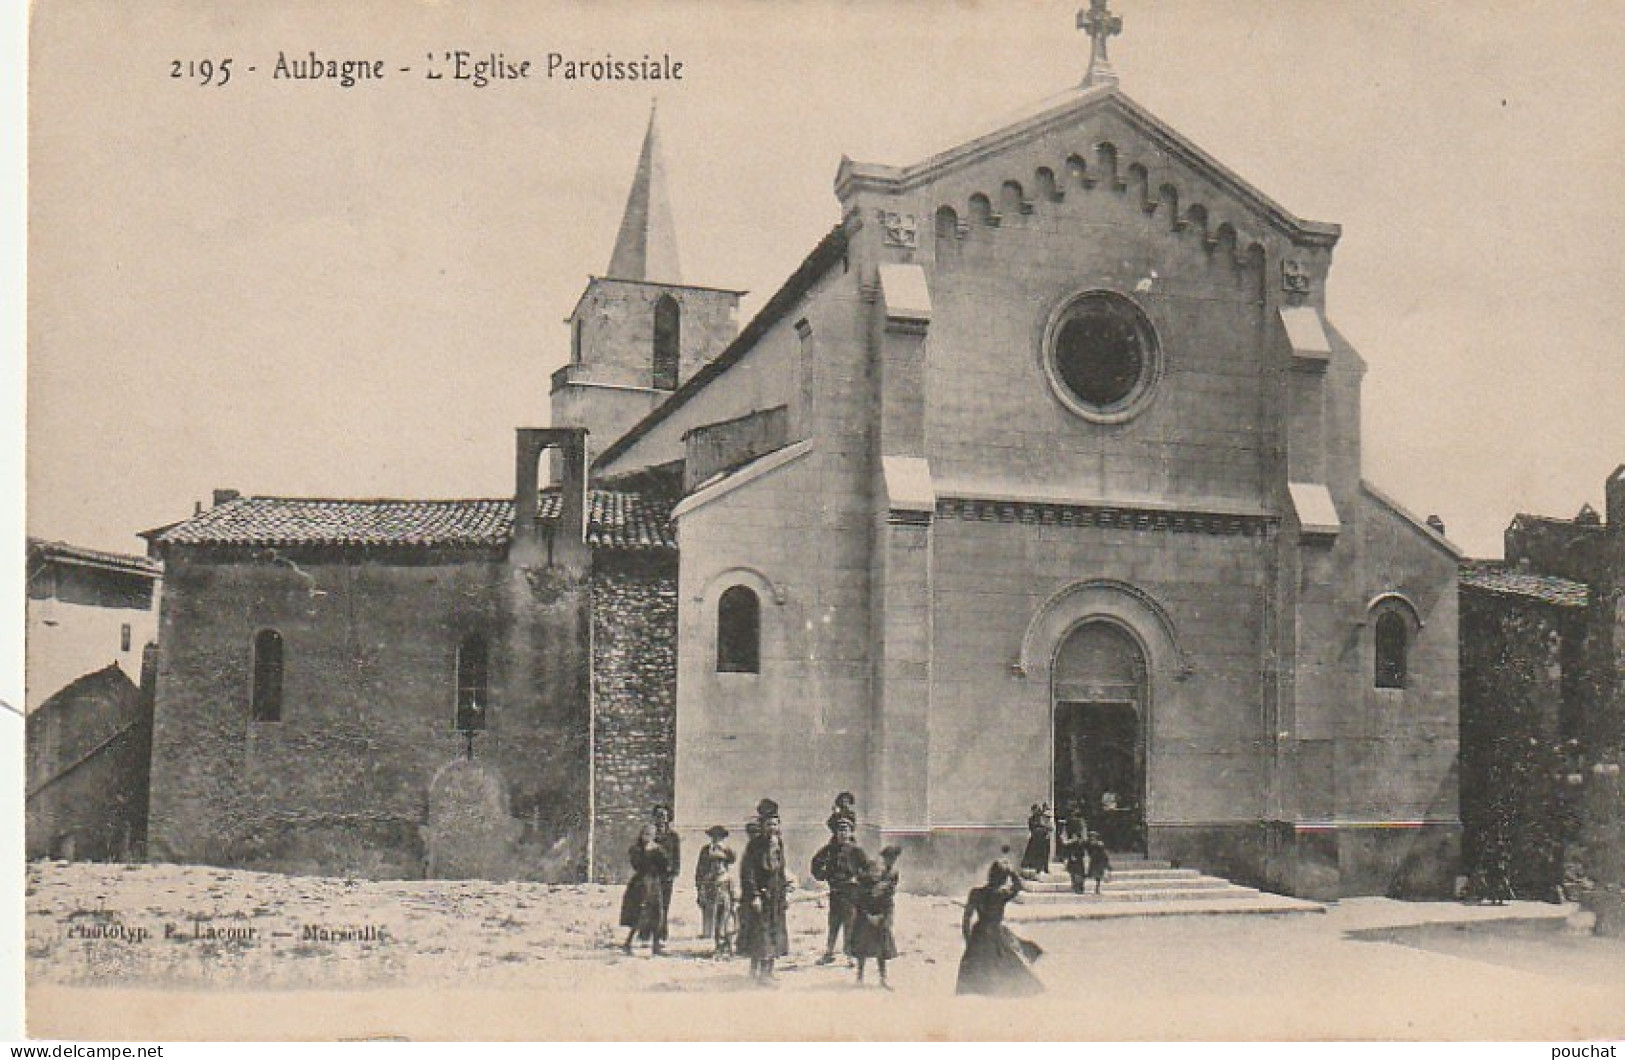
[826,791,858,836]
[694,824,737,954]
[811,815,867,964]
[738,798,791,982]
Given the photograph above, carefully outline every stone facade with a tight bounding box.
[147,543,590,878]
[589,553,679,881]
[143,431,682,882]
[596,82,1461,899]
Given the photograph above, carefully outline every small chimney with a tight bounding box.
[193,501,203,516]
[213,489,241,507]
[1426,514,1445,535]
[1607,464,1625,527]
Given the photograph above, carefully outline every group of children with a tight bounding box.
[1021,802,1111,894]
[620,793,903,988]
[810,792,903,988]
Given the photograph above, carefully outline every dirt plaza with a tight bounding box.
[23,862,1625,1040]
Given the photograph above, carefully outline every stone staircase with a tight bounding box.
[1006,855,1325,922]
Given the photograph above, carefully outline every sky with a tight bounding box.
[23,0,1625,561]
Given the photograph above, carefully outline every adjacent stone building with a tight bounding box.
[142,441,684,880]
[26,538,160,712]
[25,539,162,861]
[143,10,1464,897]
[1460,466,1625,927]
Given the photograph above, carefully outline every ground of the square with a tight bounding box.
[23,863,1625,1040]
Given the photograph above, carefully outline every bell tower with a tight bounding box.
[550,103,742,472]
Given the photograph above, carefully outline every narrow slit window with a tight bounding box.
[653,294,680,390]
[251,629,284,722]
[457,633,490,731]
[716,585,760,674]
[1375,611,1408,689]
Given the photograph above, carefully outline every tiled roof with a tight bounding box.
[27,538,161,577]
[151,490,676,553]
[1459,563,1589,608]
[1510,512,1609,534]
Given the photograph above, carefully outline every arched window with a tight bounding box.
[652,294,680,390]
[251,629,284,722]
[456,633,489,731]
[716,585,760,674]
[1375,611,1408,689]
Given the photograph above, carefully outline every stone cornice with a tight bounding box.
[936,495,1277,538]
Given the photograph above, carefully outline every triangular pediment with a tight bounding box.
[837,85,1338,249]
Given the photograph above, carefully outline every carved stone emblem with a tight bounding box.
[1282,259,1313,294]
[879,210,918,248]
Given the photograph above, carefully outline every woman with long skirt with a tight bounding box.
[1020,804,1052,877]
[618,824,671,955]
[955,859,1044,997]
[851,845,902,989]
[738,799,791,983]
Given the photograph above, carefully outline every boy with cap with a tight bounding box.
[811,816,867,964]
[694,824,737,954]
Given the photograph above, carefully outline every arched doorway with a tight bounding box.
[1052,620,1148,853]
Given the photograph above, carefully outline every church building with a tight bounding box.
[144,6,1462,899]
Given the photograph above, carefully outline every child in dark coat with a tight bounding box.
[1084,831,1110,894]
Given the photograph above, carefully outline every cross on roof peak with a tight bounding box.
[1078,0,1123,88]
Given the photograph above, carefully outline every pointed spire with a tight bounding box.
[606,101,683,285]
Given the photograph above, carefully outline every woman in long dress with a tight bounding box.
[738,799,791,983]
[955,860,1044,997]
[618,824,671,955]
[1020,804,1052,876]
[851,845,902,989]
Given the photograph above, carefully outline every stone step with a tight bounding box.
[1028,860,1175,873]
[1022,874,1226,893]
[1017,884,1264,904]
[1007,892,1326,923]
[1031,867,1202,884]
